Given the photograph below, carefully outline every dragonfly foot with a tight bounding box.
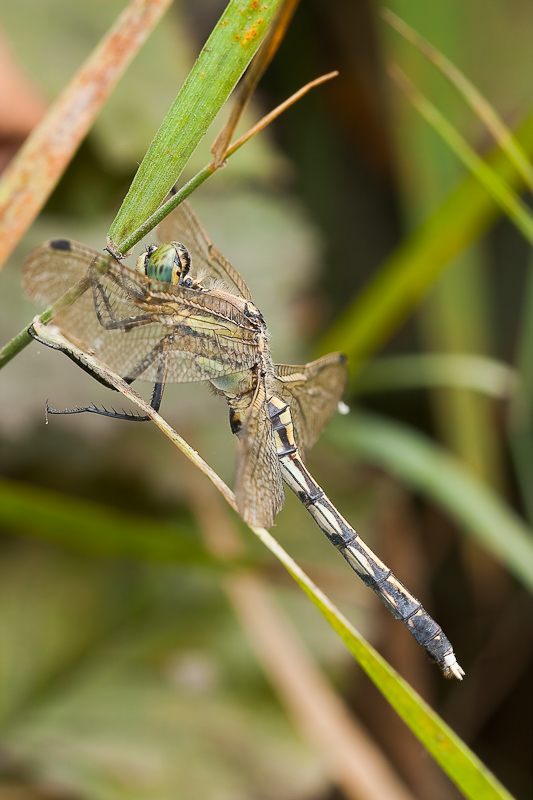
[45,400,150,422]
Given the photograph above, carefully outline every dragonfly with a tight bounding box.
[23,200,464,680]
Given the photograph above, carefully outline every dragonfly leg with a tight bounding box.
[30,324,168,422]
[92,275,154,332]
[45,375,166,422]
[45,381,165,421]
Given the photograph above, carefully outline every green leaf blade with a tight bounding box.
[318,111,533,366]
[327,412,533,593]
[0,477,214,566]
[108,0,283,249]
[255,525,515,800]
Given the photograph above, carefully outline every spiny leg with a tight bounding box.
[92,275,154,332]
[45,378,165,422]
[30,324,170,422]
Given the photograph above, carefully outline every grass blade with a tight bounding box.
[0,478,214,565]
[327,412,533,593]
[388,65,533,244]
[107,0,284,250]
[382,10,533,192]
[318,111,533,365]
[252,524,515,800]
[354,354,518,399]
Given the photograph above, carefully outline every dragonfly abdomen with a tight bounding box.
[267,395,464,679]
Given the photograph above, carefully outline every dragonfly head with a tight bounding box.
[137,242,191,286]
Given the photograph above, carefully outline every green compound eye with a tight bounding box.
[136,242,191,285]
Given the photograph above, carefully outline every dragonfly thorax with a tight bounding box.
[136,242,192,286]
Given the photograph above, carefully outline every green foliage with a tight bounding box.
[1,2,532,799]
[108,0,284,249]
[328,412,533,592]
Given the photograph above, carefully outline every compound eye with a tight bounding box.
[173,243,191,284]
[135,245,156,277]
[136,242,191,284]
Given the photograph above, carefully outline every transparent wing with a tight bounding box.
[156,201,254,301]
[23,239,260,385]
[273,352,348,455]
[234,379,285,528]
[23,238,107,306]
[23,239,119,363]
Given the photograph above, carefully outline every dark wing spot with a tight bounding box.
[50,239,72,251]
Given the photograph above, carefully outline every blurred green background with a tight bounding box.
[0,1,532,799]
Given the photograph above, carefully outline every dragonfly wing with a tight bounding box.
[23,239,124,358]
[23,239,109,306]
[156,201,254,302]
[273,352,348,455]
[23,240,259,385]
[234,379,285,527]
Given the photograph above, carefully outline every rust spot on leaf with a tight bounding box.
[242,25,256,43]
[241,15,264,45]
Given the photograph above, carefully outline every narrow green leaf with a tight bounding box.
[327,412,533,593]
[354,354,518,399]
[509,257,533,523]
[389,65,533,244]
[318,111,533,365]
[0,478,215,565]
[108,0,283,250]
[382,10,533,191]
[253,525,515,800]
